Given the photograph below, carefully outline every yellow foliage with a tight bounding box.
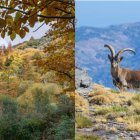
[17,83,63,107]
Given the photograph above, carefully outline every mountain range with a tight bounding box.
[76,22,140,88]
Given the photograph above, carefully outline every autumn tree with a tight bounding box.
[0,0,75,40]
[0,0,75,92]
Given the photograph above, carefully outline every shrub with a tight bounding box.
[50,116,75,140]
[76,114,92,128]
[0,84,74,139]
[17,83,63,106]
[57,95,74,117]
[132,94,140,102]
[89,95,111,105]
[75,133,100,140]
[17,80,34,96]
[111,105,128,112]
[96,108,111,115]
[2,96,18,117]
[134,108,140,115]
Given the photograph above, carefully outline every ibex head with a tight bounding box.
[104,44,136,68]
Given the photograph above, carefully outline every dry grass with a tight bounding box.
[89,84,135,106]
[76,83,140,133]
[75,133,100,140]
[76,114,92,128]
[75,92,89,115]
[126,115,140,132]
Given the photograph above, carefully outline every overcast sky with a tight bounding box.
[0,23,50,47]
[76,1,140,27]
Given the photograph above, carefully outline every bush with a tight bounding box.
[18,80,34,96]
[111,105,128,112]
[0,84,75,139]
[96,108,111,115]
[51,116,75,140]
[17,83,63,106]
[132,94,140,102]
[57,95,75,117]
[2,96,18,117]
[89,95,111,105]
[76,114,92,128]
[134,108,140,115]
[75,133,100,140]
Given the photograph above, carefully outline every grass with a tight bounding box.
[95,108,111,115]
[111,105,128,112]
[75,92,89,115]
[110,89,120,94]
[75,133,100,140]
[76,114,92,128]
[89,95,112,105]
[76,83,140,134]
[132,94,140,102]
[126,115,140,132]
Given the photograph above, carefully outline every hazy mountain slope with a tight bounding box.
[76,22,140,88]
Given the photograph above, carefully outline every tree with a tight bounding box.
[0,0,75,40]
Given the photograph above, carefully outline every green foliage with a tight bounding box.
[111,105,128,112]
[33,88,51,113]
[0,93,74,139]
[57,95,75,117]
[27,39,40,49]
[50,116,75,140]
[2,96,18,116]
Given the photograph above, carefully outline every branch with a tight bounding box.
[37,14,75,19]
[55,7,72,15]
[0,6,75,19]
[0,6,27,15]
[54,0,74,6]
[33,23,45,32]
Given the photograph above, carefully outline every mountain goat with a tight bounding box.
[104,44,140,91]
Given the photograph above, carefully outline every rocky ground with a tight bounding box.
[75,67,140,140]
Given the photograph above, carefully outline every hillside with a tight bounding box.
[76,83,140,140]
[76,22,140,88]
[0,35,75,139]
[75,68,140,140]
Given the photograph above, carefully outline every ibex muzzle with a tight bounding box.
[104,44,140,91]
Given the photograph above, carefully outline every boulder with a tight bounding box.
[75,66,93,96]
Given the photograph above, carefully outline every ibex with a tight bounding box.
[104,44,140,91]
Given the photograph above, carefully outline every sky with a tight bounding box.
[76,1,140,27]
[0,23,50,47]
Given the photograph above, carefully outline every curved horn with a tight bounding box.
[104,44,115,57]
[116,48,136,58]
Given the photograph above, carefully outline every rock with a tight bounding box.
[75,66,93,96]
[75,66,93,88]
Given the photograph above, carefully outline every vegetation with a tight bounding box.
[76,114,92,128]
[0,0,75,41]
[0,0,75,139]
[76,84,140,139]
[75,133,100,140]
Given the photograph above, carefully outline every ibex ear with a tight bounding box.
[108,54,112,61]
[120,56,123,62]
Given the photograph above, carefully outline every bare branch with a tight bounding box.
[33,23,45,32]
